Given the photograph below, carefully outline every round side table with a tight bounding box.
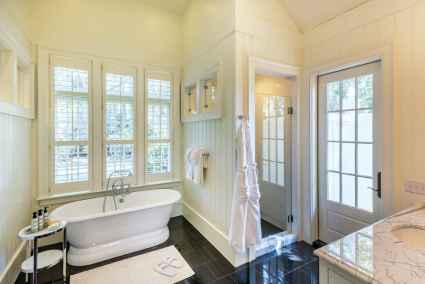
[18,221,67,284]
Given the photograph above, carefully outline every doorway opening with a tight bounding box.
[255,74,294,238]
[248,57,301,256]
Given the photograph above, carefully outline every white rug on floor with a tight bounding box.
[70,246,194,284]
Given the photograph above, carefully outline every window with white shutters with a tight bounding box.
[103,68,136,182]
[51,59,91,192]
[146,72,173,180]
[45,53,177,195]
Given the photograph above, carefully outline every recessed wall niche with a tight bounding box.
[181,62,223,123]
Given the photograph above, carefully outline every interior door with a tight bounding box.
[318,62,383,243]
[255,93,292,232]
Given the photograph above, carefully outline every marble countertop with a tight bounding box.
[314,205,425,284]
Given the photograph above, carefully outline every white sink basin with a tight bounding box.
[392,226,425,249]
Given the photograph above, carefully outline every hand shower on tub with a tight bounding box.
[102,170,132,213]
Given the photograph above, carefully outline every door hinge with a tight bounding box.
[288,107,294,115]
[288,214,294,223]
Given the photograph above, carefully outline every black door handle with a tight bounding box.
[368,171,382,199]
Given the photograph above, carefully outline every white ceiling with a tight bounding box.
[282,0,371,32]
[141,0,190,15]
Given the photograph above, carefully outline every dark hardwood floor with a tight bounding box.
[16,216,318,284]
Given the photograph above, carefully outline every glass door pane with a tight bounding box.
[325,74,375,212]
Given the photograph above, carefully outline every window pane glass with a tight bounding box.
[327,112,340,141]
[106,73,134,97]
[358,110,373,142]
[327,172,340,202]
[148,103,161,139]
[55,145,88,183]
[262,160,269,182]
[106,144,134,177]
[263,118,269,139]
[342,174,355,207]
[148,78,171,100]
[106,100,134,140]
[327,142,340,171]
[146,143,171,174]
[327,81,340,111]
[277,117,284,139]
[342,111,355,141]
[357,74,373,109]
[269,139,277,161]
[342,143,355,174]
[269,118,276,139]
[270,161,277,184]
[342,78,355,110]
[262,139,269,160]
[105,73,135,141]
[358,177,373,212]
[160,104,170,139]
[277,163,284,186]
[54,67,88,93]
[55,95,88,141]
[277,140,284,163]
[357,144,373,176]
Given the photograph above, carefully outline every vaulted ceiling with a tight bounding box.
[281,0,371,31]
[140,0,372,32]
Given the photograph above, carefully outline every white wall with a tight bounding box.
[0,2,34,283]
[0,114,33,284]
[181,0,240,265]
[304,0,425,217]
[29,0,182,66]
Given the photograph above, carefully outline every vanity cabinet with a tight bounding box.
[319,260,368,284]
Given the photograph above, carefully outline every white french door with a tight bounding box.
[318,62,383,243]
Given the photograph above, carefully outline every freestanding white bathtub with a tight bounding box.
[50,189,181,266]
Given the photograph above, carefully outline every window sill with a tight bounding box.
[37,179,182,206]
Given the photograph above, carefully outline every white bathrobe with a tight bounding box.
[229,119,262,253]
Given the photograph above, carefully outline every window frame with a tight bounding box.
[145,71,174,183]
[49,55,93,193]
[39,48,180,198]
[101,63,138,185]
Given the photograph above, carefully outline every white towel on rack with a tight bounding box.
[185,147,209,184]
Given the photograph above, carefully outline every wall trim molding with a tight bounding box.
[0,241,26,284]
[182,202,249,267]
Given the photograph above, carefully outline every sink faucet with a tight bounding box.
[102,170,132,212]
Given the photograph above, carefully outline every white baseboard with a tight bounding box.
[0,241,26,284]
[182,202,249,267]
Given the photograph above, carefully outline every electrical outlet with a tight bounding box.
[405,180,425,195]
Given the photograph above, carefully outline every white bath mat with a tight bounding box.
[70,246,194,284]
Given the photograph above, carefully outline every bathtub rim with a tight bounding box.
[50,188,181,224]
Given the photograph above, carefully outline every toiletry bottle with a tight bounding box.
[31,212,38,233]
[43,207,49,227]
[38,209,44,230]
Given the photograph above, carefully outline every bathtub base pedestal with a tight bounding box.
[67,227,170,266]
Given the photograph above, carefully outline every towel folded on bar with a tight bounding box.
[185,147,209,184]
